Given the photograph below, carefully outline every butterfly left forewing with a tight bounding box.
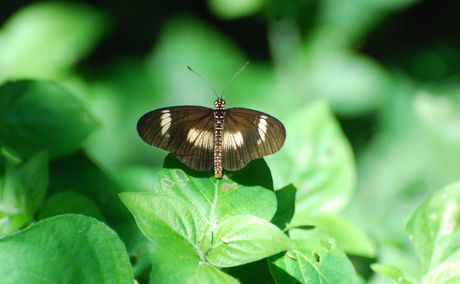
[137,106,214,170]
[222,108,286,171]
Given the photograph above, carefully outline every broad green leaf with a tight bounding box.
[149,237,238,284]
[371,264,415,284]
[406,181,460,279]
[301,214,376,258]
[206,215,293,267]
[158,154,277,222]
[48,151,141,252]
[120,192,206,244]
[121,192,239,283]
[267,101,355,219]
[0,214,133,283]
[0,2,108,80]
[37,191,104,220]
[268,228,360,284]
[208,0,267,19]
[0,80,98,159]
[271,184,297,230]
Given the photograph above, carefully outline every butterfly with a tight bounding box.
[137,65,285,178]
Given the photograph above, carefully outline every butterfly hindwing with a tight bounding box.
[137,106,214,171]
[222,108,286,171]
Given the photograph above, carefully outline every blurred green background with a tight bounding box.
[1,0,459,283]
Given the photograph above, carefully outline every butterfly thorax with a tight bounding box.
[213,98,225,178]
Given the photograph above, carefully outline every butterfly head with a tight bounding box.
[214,97,226,110]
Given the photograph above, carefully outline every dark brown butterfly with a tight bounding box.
[137,65,285,178]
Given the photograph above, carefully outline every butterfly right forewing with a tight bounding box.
[137,106,214,170]
[222,108,286,171]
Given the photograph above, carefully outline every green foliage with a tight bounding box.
[0,0,458,283]
[208,0,267,19]
[0,214,133,283]
[269,228,361,283]
[268,101,356,218]
[0,152,48,236]
[121,155,294,282]
[373,181,460,283]
[0,80,97,159]
[37,191,104,221]
[0,2,107,80]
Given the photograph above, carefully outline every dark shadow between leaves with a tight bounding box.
[163,153,274,190]
[226,258,276,284]
[268,252,302,284]
[271,184,297,230]
[49,150,131,225]
[348,254,376,281]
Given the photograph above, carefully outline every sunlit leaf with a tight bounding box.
[206,215,292,267]
[268,228,360,283]
[120,193,206,244]
[371,264,416,284]
[267,101,355,219]
[406,181,460,279]
[149,237,238,284]
[0,2,108,80]
[158,154,276,222]
[0,214,133,283]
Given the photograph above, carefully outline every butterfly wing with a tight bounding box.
[137,106,214,171]
[222,108,285,171]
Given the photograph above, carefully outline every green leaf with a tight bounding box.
[208,0,267,19]
[0,152,48,236]
[371,264,415,284]
[406,181,460,280]
[121,192,240,283]
[0,212,31,237]
[0,2,108,80]
[206,215,293,267]
[0,214,133,283]
[120,192,206,244]
[304,53,390,116]
[49,151,130,225]
[158,154,277,222]
[0,80,98,159]
[267,101,356,219]
[37,191,104,221]
[271,184,297,230]
[0,151,48,215]
[302,214,376,258]
[146,17,245,106]
[149,237,238,284]
[268,228,360,284]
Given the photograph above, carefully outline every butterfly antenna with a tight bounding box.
[221,61,250,97]
[187,66,219,98]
